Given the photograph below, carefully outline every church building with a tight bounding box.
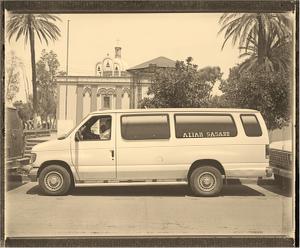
[56,46,176,134]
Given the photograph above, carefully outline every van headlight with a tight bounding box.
[30,153,37,164]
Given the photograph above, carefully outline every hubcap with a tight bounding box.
[198,172,216,192]
[44,171,63,191]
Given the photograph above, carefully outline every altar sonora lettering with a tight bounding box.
[206,131,230,137]
[182,132,204,138]
[182,131,230,138]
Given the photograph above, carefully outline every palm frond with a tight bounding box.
[218,16,243,35]
[218,12,292,74]
[239,52,253,59]
[6,13,61,45]
[238,56,258,73]
[218,13,239,25]
[221,24,242,50]
[239,16,257,47]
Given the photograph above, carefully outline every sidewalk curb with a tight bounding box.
[227,178,275,185]
[7,174,30,183]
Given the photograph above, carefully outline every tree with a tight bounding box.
[36,49,64,129]
[13,96,34,127]
[5,51,22,103]
[218,14,293,129]
[207,94,229,108]
[219,65,291,130]
[140,58,223,108]
[238,34,292,73]
[6,14,61,119]
[218,13,292,68]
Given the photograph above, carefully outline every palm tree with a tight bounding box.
[218,13,292,65]
[6,14,61,120]
[238,28,292,73]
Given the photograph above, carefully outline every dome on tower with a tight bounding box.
[95,47,127,77]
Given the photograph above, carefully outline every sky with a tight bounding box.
[5,12,243,101]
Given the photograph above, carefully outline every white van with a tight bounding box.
[28,108,272,196]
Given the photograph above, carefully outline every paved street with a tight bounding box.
[5,182,293,237]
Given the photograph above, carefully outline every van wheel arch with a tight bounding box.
[37,160,75,188]
[187,159,225,181]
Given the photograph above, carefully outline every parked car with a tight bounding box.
[6,106,24,162]
[28,108,272,196]
[269,140,293,190]
[5,106,25,177]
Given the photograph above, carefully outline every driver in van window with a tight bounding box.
[81,119,100,141]
[99,120,111,140]
[81,126,100,140]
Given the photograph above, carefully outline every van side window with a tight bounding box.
[240,114,262,137]
[174,114,237,138]
[121,114,170,140]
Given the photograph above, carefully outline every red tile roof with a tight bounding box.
[128,56,176,71]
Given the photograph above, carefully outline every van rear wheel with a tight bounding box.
[189,166,223,196]
[39,165,71,196]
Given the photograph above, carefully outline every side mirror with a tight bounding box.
[75,131,81,142]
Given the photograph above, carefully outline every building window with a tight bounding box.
[103,96,111,109]
[121,114,170,140]
[240,114,262,137]
[174,114,237,138]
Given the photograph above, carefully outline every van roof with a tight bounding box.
[90,108,259,114]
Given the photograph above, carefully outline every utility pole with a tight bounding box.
[65,20,70,119]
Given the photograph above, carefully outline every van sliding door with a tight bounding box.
[116,113,178,180]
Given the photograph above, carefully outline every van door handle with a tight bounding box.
[110,150,114,160]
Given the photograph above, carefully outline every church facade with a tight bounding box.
[56,46,176,134]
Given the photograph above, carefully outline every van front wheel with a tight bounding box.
[190,166,223,197]
[39,165,71,196]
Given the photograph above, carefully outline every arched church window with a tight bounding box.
[106,62,110,68]
[97,66,101,71]
[115,66,118,71]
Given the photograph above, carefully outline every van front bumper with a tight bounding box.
[28,167,39,182]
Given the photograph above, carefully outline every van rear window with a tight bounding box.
[174,114,237,138]
[121,114,170,140]
[240,114,262,137]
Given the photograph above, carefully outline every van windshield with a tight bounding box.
[58,114,92,140]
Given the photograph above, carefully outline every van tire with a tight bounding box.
[189,166,223,196]
[39,165,71,196]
